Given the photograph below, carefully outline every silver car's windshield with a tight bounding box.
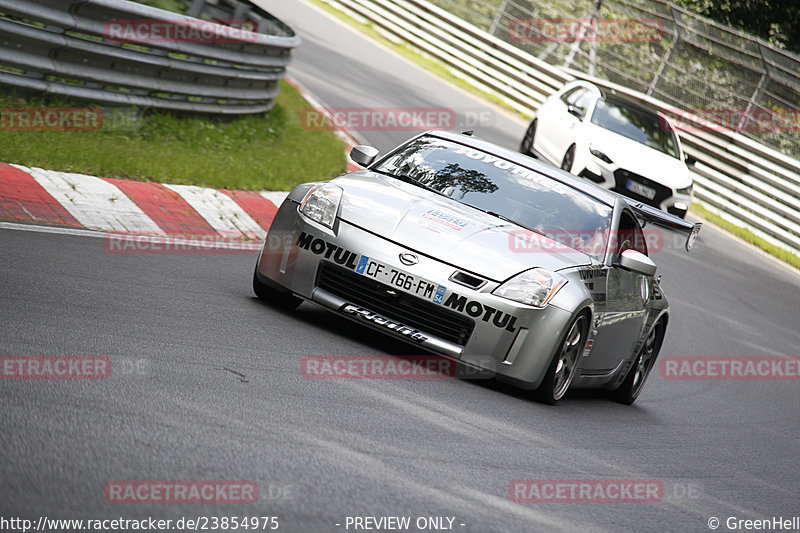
[373,136,612,261]
[591,97,679,159]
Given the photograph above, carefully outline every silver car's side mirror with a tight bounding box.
[350,145,379,167]
[619,249,657,277]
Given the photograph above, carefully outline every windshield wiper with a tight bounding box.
[374,170,445,196]
[469,205,546,236]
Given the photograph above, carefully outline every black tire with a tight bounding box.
[253,266,302,310]
[535,313,589,405]
[610,321,665,405]
[560,144,576,172]
[520,119,537,154]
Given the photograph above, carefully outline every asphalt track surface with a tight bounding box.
[2,1,800,531]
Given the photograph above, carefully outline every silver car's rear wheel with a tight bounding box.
[611,321,664,405]
[536,313,588,405]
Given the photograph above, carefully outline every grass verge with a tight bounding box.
[0,80,346,191]
[141,0,187,13]
[690,203,800,270]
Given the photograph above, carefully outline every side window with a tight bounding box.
[559,87,582,106]
[617,211,648,256]
[560,87,590,119]
[572,90,592,117]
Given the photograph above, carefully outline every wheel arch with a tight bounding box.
[606,309,668,392]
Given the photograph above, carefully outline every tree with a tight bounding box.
[674,0,800,52]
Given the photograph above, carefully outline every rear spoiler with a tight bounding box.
[626,201,702,251]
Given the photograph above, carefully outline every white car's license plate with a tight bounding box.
[626,180,656,200]
[354,255,447,304]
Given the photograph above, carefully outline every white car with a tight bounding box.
[520,80,694,218]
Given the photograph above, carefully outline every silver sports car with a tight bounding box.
[254,131,701,404]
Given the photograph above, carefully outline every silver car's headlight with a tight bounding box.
[492,268,568,308]
[299,183,343,229]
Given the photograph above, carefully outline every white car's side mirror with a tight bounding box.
[566,105,584,120]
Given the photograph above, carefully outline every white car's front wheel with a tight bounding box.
[520,119,537,155]
[560,145,576,172]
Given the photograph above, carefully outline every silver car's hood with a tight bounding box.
[334,172,593,281]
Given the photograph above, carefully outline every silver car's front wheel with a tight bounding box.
[536,313,588,405]
[253,264,302,310]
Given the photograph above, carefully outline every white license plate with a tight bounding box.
[354,256,447,304]
[626,180,656,200]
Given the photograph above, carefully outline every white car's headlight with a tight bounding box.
[589,146,613,164]
[299,183,343,229]
[492,268,568,308]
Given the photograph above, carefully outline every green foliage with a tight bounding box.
[0,81,346,191]
[139,0,187,14]
[673,0,800,52]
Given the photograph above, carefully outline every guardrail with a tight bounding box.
[333,0,800,259]
[0,0,300,114]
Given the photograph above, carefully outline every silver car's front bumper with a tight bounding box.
[256,200,578,389]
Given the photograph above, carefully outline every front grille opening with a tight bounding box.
[613,169,672,207]
[317,262,474,346]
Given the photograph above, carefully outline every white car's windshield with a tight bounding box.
[374,136,613,261]
[591,97,680,159]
